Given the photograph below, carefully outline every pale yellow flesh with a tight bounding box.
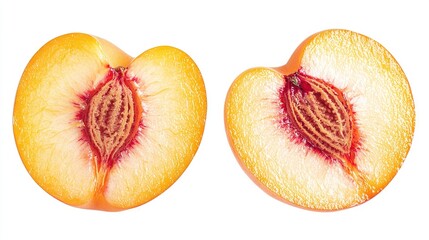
[13,33,207,210]
[106,46,207,208]
[225,29,415,210]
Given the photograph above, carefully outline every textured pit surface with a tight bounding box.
[85,67,141,169]
[282,71,359,174]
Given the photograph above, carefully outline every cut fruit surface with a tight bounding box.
[225,29,415,211]
[13,33,207,211]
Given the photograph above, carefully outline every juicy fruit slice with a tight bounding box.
[13,33,207,211]
[225,29,415,211]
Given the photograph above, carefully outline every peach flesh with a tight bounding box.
[225,29,415,211]
[13,33,208,211]
[77,66,142,170]
[280,69,360,177]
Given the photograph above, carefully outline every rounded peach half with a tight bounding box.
[13,33,207,211]
[225,29,415,211]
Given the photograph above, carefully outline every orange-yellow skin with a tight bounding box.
[225,29,415,211]
[14,33,207,211]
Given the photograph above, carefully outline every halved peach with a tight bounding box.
[225,29,415,211]
[13,33,207,211]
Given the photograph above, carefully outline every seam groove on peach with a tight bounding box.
[13,33,207,211]
[224,29,415,211]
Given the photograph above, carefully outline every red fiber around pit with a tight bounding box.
[278,69,361,167]
[73,66,144,169]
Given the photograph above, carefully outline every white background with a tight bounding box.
[1,0,428,239]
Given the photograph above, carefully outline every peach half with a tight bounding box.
[13,33,207,211]
[225,29,415,211]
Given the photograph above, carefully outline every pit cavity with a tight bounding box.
[279,70,360,170]
[80,67,142,169]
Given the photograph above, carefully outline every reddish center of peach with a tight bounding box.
[280,71,359,169]
[82,67,142,168]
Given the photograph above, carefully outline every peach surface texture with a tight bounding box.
[225,29,415,211]
[13,33,207,211]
